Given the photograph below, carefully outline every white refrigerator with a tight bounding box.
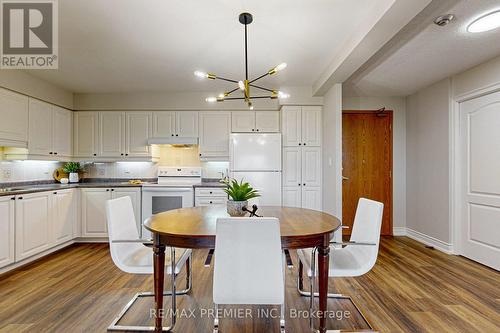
[230,133,282,206]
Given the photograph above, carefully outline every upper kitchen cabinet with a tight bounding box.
[28,99,73,158]
[99,112,125,157]
[152,111,198,138]
[282,106,321,147]
[231,111,280,133]
[74,111,99,157]
[199,111,231,159]
[126,112,152,157]
[0,88,29,147]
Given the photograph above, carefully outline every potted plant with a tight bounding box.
[63,162,82,183]
[221,178,260,216]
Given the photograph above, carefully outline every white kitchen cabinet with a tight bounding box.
[302,147,322,187]
[255,111,280,132]
[74,111,99,157]
[231,111,280,133]
[282,187,301,208]
[152,111,198,138]
[176,111,198,137]
[29,100,73,157]
[126,112,152,157]
[50,189,76,245]
[15,192,51,261]
[99,112,125,157]
[0,196,15,268]
[301,187,322,211]
[282,106,321,147]
[81,188,111,237]
[195,187,227,207]
[283,147,302,187]
[0,88,29,147]
[231,112,255,132]
[81,187,141,237]
[52,106,73,157]
[199,112,231,158]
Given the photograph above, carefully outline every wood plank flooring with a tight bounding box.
[0,237,499,332]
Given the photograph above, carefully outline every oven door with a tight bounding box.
[141,187,194,238]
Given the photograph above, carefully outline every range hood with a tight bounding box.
[147,137,198,146]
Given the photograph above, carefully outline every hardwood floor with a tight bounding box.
[0,237,499,332]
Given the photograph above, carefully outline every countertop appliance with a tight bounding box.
[229,133,282,206]
[141,166,201,238]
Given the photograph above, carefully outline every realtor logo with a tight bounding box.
[1,0,58,69]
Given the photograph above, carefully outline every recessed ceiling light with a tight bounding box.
[467,10,500,33]
[434,14,454,27]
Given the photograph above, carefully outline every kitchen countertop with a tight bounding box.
[194,180,226,188]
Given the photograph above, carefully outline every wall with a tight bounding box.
[0,160,62,183]
[342,96,406,233]
[0,71,74,109]
[406,78,452,247]
[452,55,500,98]
[322,84,342,218]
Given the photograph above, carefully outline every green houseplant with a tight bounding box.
[63,162,82,183]
[221,178,260,216]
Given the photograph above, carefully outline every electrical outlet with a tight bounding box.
[97,168,106,176]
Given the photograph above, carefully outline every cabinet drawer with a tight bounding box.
[195,188,227,197]
[195,197,227,207]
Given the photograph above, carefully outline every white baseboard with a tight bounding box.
[404,228,453,254]
[74,237,109,243]
[392,227,406,236]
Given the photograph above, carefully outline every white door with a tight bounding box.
[232,112,255,132]
[0,196,15,268]
[283,187,301,208]
[74,112,98,157]
[459,92,500,270]
[199,112,231,158]
[302,106,322,146]
[153,111,176,138]
[28,99,53,155]
[176,111,199,137]
[282,106,302,146]
[99,112,125,157]
[51,189,75,245]
[255,111,280,133]
[0,88,28,144]
[52,106,73,157]
[81,188,111,237]
[302,147,322,187]
[15,192,51,260]
[126,112,151,157]
[283,147,302,187]
[302,187,322,211]
[112,188,141,229]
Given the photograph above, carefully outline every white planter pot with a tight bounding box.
[227,200,248,217]
[69,173,79,183]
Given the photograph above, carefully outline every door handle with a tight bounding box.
[342,176,349,181]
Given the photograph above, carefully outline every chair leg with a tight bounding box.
[213,303,219,333]
[309,247,316,332]
[280,302,286,333]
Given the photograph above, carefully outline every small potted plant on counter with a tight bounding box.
[63,162,82,183]
[221,178,260,217]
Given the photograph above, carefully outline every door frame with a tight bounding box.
[342,109,394,236]
[451,82,500,255]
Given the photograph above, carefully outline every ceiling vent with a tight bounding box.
[434,14,455,27]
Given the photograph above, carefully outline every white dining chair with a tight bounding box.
[105,196,192,332]
[213,217,286,333]
[297,198,384,331]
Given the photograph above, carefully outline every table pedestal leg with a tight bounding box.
[317,237,330,333]
[153,242,166,332]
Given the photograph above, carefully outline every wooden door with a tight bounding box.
[342,111,393,236]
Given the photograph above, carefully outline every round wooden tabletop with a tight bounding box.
[144,206,341,249]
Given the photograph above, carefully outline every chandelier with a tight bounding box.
[194,12,289,110]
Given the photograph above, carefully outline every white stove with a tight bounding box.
[141,167,201,237]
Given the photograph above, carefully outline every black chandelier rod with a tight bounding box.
[216,76,239,84]
[249,72,269,84]
[249,83,274,93]
[224,95,272,101]
[244,19,248,81]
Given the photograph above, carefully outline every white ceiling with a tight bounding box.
[26,0,394,94]
[344,0,500,97]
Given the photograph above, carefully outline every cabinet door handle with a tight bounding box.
[121,153,124,156]
[49,152,53,154]
[10,197,15,200]
[18,197,23,200]
[298,183,301,186]
[93,153,97,156]
[252,129,255,132]
[53,192,57,194]
[125,154,128,156]
[111,189,114,191]
[256,129,259,132]
[303,183,306,186]
[298,143,302,146]
[209,201,213,204]
[209,191,213,194]
[54,152,58,155]
[176,134,179,136]
[106,189,110,192]
[171,134,174,136]
[303,143,306,146]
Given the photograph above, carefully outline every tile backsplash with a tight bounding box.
[0,161,62,183]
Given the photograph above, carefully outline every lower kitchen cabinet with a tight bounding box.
[195,187,227,207]
[15,192,52,261]
[0,196,15,268]
[282,186,321,211]
[51,189,76,245]
[282,187,302,208]
[81,187,141,237]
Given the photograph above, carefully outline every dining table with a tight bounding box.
[144,205,341,333]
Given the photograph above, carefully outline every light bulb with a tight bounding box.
[194,71,207,78]
[278,91,290,99]
[275,62,287,71]
[218,93,225,98]
[238,80,245,90]
[249,105,254,110]
[205,97,217,103]
[467,10,500,33]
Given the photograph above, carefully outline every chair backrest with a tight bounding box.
[213,217,284,305]
[349,198,384,274]
[106,196,142,273]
